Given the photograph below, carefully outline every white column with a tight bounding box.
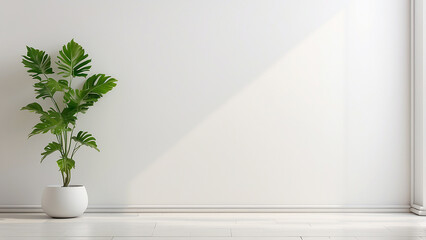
[411,0,426,215]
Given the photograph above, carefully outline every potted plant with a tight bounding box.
[21,39,117,218]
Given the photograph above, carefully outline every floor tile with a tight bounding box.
[301,238,357,240]
[113,238,300,240]
[0,213,425,238]
[63,222,155,236]
[0,238,112,240]
[301,237,330,240]
[153,223,231,237]
[330,238,358,240]
[357,237,423,240]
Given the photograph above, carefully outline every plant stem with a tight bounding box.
[71,142,79,159]
[55,134,63,155]
[62,157,66,187]
[41,74,68,187]
[63,169,71,187]
[67,126,75,157]
[64,131,68,156]
[43,74,61,112]
[61,74,75,188]
[61,171,65,185]
[62,131,68,187]
[67,170,71,186]
[69,74,73,88]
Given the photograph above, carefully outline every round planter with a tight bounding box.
[41,185,88,218]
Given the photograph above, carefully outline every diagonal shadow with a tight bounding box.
[0,0,350,206]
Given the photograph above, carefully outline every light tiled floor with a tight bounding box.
[0,213,425,239]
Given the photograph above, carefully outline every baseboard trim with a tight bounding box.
[410,208,426,215]
[0,205,411,213]
[410,204,426,215]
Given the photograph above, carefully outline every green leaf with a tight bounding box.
[32,78,67,99]
[41,142,61,162]
[33,81,51,99]
[56,39,92,78]
[58,79,69,86]
[57,158,75,172]
[64,74,117,114]
[46,78,68,95]
[22,46,54,80]
[29,110,66,137]
[21,102,46,115]
[61,107,77,126]
[83,74,117,95]
[72,131,99,151]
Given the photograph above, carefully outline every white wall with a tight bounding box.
[0,0,410,209]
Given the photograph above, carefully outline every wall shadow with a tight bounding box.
[0,0,375,206]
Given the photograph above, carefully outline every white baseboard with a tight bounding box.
[0,205,411,213]
[410,208,426,215]
[410,204,426,215]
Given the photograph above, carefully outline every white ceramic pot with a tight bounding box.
[41,185,88,218]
